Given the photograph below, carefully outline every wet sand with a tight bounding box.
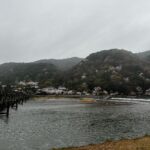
[53,136,150,150]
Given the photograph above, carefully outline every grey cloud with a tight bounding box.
[0,0,150,63]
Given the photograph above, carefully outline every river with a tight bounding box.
[0,97,150,150]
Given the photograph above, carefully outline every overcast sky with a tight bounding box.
[0,0,150,63]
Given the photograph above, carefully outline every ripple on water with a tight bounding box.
[0,98,150,150]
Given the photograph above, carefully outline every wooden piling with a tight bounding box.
[0,88,30,117]
[6,102,10,118]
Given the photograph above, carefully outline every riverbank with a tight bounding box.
[53,136,150,150]
[33,94,150,100]
[33,95,99,99]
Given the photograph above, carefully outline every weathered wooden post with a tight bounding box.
[6,101,10,117]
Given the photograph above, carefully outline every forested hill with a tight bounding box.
[137,50,150,62]
[65,49,150,94]
[34,57,83,70]
[0,49,149,95]
[0,63,59,86]
[0,57,82,85]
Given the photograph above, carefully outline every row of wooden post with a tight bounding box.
[0,91,29,117]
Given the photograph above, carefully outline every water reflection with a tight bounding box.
[0,115,9,124]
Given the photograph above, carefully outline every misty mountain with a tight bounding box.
[34,57,83,71]
[0,62,59,86]
[0,57,83,85]
[65,49,150,94]
[0,49,149,95]
[137,50,150,62]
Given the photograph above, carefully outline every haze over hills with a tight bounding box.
[65,49,150,94]
[0,62,59,86]
[34,57,83,71]
[0,57,83,86]
[137,50,150,62]
[0,49,149,95]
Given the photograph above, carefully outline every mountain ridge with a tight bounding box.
[0,49,149,95]
[34,57,83,70]
[64,49,150,94]
[136,50,150,62]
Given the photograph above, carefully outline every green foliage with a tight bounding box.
[65,49,150,95]
[0,63,59,86]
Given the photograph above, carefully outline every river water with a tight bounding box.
[0,98,150,150]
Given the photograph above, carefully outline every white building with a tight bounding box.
[145,89,150,96]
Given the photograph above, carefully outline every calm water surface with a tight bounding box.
[0,98,150,150]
